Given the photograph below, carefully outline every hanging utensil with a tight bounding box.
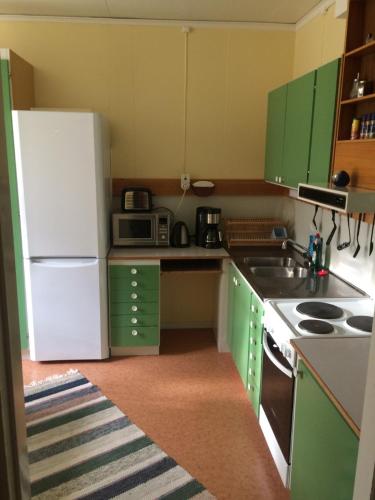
[312,205,319,231]
[369,215,375,256]
[337,213,351,251]
[326,210,337,246]
[353,213,362,258]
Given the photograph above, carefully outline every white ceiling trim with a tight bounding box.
[295,0,336,30]
[0,1,338,31]
[0,14,296,30]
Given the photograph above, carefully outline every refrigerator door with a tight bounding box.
[12,111,110,259]
[24,258,109,361]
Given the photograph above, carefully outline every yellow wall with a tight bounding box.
[0,20,294,179]
[293,4,346,78]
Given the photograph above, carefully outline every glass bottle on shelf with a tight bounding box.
[350,73,360,99]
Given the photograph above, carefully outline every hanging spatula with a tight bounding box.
[369,216,375,256]
[353,213,362,258]
[337,213,351,251]
[326,210,337,246]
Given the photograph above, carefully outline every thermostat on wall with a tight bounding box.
[271,227,288,239]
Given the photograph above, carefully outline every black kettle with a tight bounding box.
[171,221,190,248]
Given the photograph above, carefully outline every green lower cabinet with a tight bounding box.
[227,263,264,406]
[291,360,359,500]
[231,270,251,387]
[109,262,160,350]
[247,295,264,416]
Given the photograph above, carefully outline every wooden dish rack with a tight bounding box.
[223,218,285,247]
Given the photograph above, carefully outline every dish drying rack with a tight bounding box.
[223,218,285,247]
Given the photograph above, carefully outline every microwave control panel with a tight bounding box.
[157,215,170,245]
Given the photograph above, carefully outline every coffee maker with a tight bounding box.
[195,207,222,248]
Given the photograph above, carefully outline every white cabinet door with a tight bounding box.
[25,258,108,361]
[13,111,109,258]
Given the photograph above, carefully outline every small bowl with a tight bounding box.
[191,181,215,197]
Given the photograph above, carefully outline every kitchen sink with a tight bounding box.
[244,257,297,267]
[249,266,309,279]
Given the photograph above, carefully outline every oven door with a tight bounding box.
[261,329,294,464]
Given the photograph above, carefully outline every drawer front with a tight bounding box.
[110,276,158,291]
[111,326,159,347]
[110,289,158,304]
[110,301,159,316]
[109,265,159,281]
[247,382,260,417]
[111,314,159,328]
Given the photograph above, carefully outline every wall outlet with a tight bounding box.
[181,173,190,190]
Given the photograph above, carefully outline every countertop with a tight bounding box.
[292,336,370,436]
[108,246,230,260]
[228,246,366,300]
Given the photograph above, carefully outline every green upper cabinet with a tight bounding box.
[308,58,340,185]
[282,70,316,189]
[291,360,359,500]
[264,84,287,184]
[264,58,340,189]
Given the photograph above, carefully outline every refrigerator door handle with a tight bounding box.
[30,258,99,268]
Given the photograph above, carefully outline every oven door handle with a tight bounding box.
[263,331,293,379]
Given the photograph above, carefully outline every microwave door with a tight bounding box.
[118,216,155,245]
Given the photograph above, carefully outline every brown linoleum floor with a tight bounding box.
[22,329,289,500]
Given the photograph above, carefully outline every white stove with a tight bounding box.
[260,296,374,488]
[264,297,374,368]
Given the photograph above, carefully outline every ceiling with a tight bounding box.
[0,0,324,24]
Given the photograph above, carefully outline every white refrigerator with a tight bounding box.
[12,110,110,361]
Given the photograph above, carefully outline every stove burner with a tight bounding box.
[298,319,334,335]
[296,301,343,320]
[346,315,373,333]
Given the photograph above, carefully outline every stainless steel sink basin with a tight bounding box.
[249,266,309,279]
[244,257,297,267]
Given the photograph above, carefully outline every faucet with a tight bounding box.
[282,239,312,267]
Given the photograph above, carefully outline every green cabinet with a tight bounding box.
[291,360,359,500]
[0,58,28,349]
[246,293,264,417]
[282,71,316,188]
[309,58,341,185]
[264,58,340,189]
[227,263,264,415]
[109,261,160,353]
[264,85,287,184]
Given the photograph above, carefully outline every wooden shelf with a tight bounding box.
[337,138,375,143]
[341,92,375,105]
[345,39,375,58]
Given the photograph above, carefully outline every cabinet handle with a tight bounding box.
[131,293,138,300]
[131,281,138,287]
[251,305,255,312]
[250,321,253,329]
[131,318,138,324]
[131,305,138,312]
[131,329,138,336]
[296,370,304,379]
[130,268,138,275]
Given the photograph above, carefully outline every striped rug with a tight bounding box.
[25,370,213,499]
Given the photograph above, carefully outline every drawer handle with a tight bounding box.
[131,329,138,336]
[250,321,253,328]
[131,268,138,275]
[131,281,138,287]
[131,293,138,300]
[131,305,138,312]
[131,318,138,324]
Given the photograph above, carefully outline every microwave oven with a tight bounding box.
[112,212,170,246]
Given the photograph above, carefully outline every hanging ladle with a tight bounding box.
[369,215,375,256]
[312,205,319,231]
[326,210,337,246]
[337,213,351,251]
[353,213,362,258]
